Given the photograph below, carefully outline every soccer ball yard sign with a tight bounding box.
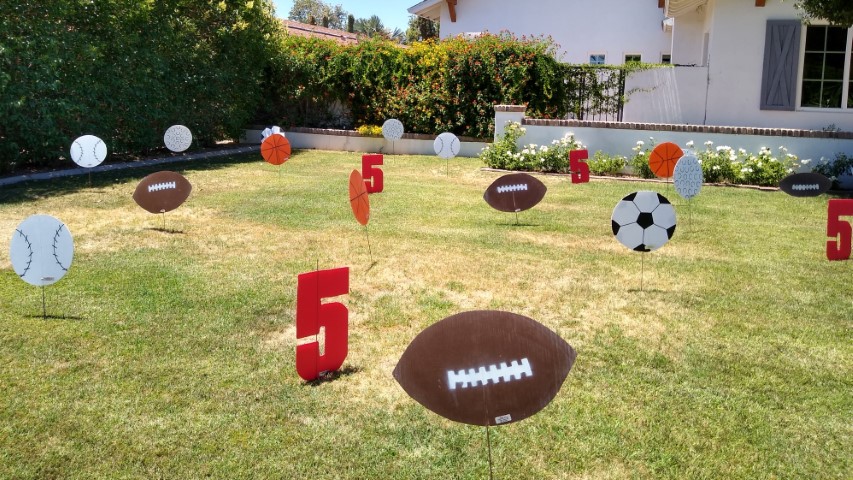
[611,191,677,252]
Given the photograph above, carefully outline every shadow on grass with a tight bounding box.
[25,314,85,321]
[625,288,667,294]
[0,151,261,206]
[304,364,361,387]
[144,227,186,235]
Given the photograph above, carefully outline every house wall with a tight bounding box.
[437,0,672,64]
[696,0,850,129]
[625,0,853,130]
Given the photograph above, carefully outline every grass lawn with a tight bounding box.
[0,150,850,479]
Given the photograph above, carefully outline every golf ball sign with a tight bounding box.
[611,191,677,252]
[9,215,74,287]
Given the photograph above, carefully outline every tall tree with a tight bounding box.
[405,15,438,44]
[288,0,348,30]
[353,15,404,43]
[795,0,853,26]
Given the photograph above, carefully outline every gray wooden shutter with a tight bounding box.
[760,20,801,111]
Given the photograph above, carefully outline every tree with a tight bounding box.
[288,0,348,30]
[347,14,355,33]
[405,15,438,44]
[354,15,404,42]
[795,0,853,26]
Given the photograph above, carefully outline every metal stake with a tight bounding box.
[486,424,494,480]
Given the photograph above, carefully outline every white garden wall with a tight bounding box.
[241,127,489,157]
[497,106,853,164]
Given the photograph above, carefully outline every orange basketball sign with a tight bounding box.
[649,142,683,179]
[261,134,291,165]
[349,170,370,226]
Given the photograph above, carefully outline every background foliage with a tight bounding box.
[0,0,282,172]
[260,33,573,139]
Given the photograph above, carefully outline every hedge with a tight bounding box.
[0,0,282,172]
[257,33,572,140]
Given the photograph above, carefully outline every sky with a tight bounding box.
[271,0,414,33]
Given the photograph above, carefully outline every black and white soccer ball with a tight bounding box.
[611,191,676,252]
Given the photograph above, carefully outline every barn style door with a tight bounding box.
[760,20,802,111]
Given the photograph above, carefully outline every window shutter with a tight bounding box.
[760,20,801,111]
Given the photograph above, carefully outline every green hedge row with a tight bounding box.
[0,0,281,172]
[2,3,626,172]
[257,33,572,139]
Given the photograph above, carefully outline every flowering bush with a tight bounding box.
[480,122,584,172]
[356,125,383,136]
[625,138,800,187]
[588,151,627,175]
[695,142,798,186]
[630,138,656,179]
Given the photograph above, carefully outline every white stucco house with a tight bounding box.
[409,0,853,131]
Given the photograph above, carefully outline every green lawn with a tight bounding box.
[0,150,850,479]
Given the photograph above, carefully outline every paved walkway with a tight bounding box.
[0,145,259,187]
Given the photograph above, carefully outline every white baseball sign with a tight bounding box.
[434,132,461,159]
[164,125,193,153]
[70,135,107,168]
[9,215,74,287]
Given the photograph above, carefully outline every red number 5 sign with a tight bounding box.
[827,199,853,261]
[296,267,349,381]
[362,154,384,193]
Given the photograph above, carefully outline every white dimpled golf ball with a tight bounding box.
[674,154,703,200]
[70,135,107,168]
[9,215,74,287]
[164,125,193,153]
[382,119,404,141]
[434,132,461,159]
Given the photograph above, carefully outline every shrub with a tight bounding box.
[480,121,526,170]
[356,125,383,136]
[812,152,853,184]
[588,151,627,175]
[629,139,656,179]
[479,122,583,173]
[0,0,283,172]
[695,142,797,186]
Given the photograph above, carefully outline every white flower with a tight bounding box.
[686,141,695,148]
[540,146,549,153]
[704,140,713,146]
[787,168,794,173]
[738,148,747,155]
[522,149,530,155]
[713,165,720,170]
[800,158,811,165]
[779,146,788,152]
[636,140,645,146]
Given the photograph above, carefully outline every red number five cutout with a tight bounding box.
[296,267,349,381]
[827,199,853,261]
[362,154,384,193]
[569,149,590,184]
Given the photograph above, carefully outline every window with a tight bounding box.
[624,54,641,64]
[801,25,853,108]
[661,54,671,65]
[589,54,605,65]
